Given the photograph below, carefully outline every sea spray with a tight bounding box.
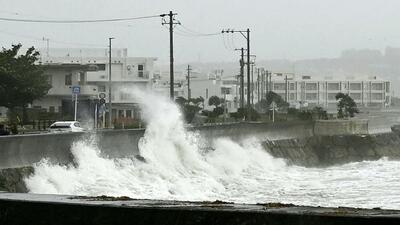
[25,89,400,209]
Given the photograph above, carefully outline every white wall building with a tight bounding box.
[152,71,186,98]
[266,74,391,111]
[32,48,156,123]
[188,77,239,112]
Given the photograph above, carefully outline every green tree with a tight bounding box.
[208,95,221,107]
[0,44,51,123]
[265,91,289,109]
[335,93,359,118]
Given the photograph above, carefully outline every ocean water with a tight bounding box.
[25,90,400,210]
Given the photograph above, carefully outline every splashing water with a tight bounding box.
[25,90,400,209]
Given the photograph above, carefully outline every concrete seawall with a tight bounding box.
[314,119,369,136]
[0,121,314,169]
[2,193,400,225]
[264,132,400,167]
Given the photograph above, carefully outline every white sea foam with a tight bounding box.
[25,89,400,210]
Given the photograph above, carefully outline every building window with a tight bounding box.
[289,83,295,90]
[126,110,132,118]
[328,93,337,100]
[221,87,230,95]
[273,83,286,90]
[372,93,383,100]
[350,83,362,90]
[349,93,361,100]
[306,93,317,100]
[138,64,144,77]
[371,83,383,91]
[118,110,124,118]
[289,93,296,100]
[65,74,72,86]
[49,106,55,113]
[98,85,106,92]
[327,83,339,91]
[305,83,317,91]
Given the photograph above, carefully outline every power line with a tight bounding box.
[230,34,238,49]
[173,23,220,37]
[0,14,161,23]
[221,33,231,50]
[178,24,220,36]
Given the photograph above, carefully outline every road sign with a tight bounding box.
[72,86,80,94]
[99,92,106,99]
[99,98,106,105]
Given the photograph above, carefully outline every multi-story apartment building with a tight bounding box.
[31,48,156,124]
[267,74,391,111]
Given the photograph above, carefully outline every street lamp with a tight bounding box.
[108,37,115,128]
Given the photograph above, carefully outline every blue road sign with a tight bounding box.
[72,86,80,94]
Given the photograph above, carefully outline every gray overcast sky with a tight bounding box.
[1,0,400,64]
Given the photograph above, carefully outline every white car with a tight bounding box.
[49,121,84,133]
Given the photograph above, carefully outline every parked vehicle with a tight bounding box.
[49,121,84,133]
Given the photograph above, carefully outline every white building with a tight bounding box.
[266,74,391,111]
[188,76,240,112]
[32,48,156,124]
[152,70,185,98]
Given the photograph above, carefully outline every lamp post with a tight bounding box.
[108,37,115,128]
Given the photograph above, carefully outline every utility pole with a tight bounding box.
[235,48,245,109]
[186,64,192,99]
[257,68,260,103]
[108,37,114,128]
[251,63,254,106]
[285,75,288,102]
[260,69,264,100]
[269,71,272,93]
[266,70,269,94]
[222,28,251,120]
[246,28,251,120]
[161,11,179,100]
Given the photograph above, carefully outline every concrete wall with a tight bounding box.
[0,122,314,169]
[2,192,400,225]
[264,131,400,167]
[313,119,369,136]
